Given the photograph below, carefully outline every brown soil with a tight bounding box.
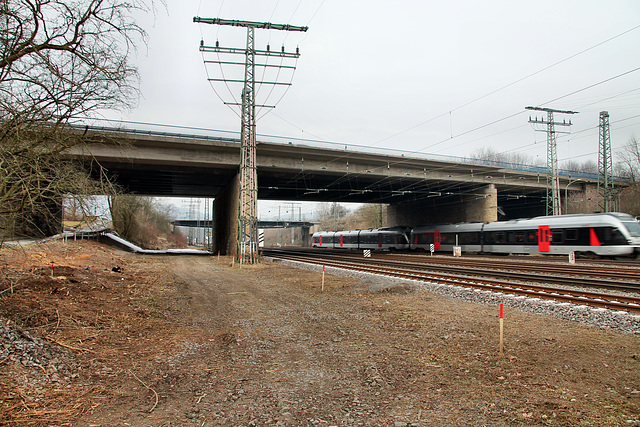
[1,240,639,426]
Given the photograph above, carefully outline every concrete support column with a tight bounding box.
[212,174,239,255]
[467,184,498,223]
[387,184,498,225]
[300,225,311,247]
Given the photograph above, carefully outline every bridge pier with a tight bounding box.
[387,184,498,225]
[212,174,239,256]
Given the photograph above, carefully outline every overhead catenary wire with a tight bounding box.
[539,66,640,107]
[198,6,637,178]
[427,70,640,161]
[371,24,640,147]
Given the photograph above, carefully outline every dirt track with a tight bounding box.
[1,241,640,426]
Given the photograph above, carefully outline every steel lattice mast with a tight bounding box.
[597,111,614,212]
[194,17,308,263]
[526,106,578,216]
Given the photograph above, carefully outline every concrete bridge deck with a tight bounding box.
[67,126,587,212]
[65,125,604,253]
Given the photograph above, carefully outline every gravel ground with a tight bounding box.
[2,242,640,426]
[271,258,640,335]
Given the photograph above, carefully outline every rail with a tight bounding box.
[264,249,640,313]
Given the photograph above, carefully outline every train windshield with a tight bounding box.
[622,221,640,237]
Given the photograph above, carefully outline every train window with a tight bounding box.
[495,232,505,244]
[527,231,537,244]
[515,232,525,243]
[610,228,627,245]
[552,230,564,243]
[623,221,640,237]
[415,233,433,245]
[484,232,494,243]
[565,229,578,241]
[599,227,627,245]
[460,232,480,244]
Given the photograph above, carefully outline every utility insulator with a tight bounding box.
[281,45,285,52]
[296,46,299,54]
[216,40,219,48]
[267,44,270,51]
[200,39,204,47]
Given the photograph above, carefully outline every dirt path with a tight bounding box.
[1,242,639,426]
[82,256,640,426]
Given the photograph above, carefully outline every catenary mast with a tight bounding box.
[526,106,578,216]
[194,17,308,263]
[598,111,614,212]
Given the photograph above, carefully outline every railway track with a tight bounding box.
[388,253,640,281]
[272,248,640,291]
[263,249,640,313]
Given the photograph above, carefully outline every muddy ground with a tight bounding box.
[1,240,639,426]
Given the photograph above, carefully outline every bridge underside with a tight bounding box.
[90,160,547,220]
[75,131,565,253]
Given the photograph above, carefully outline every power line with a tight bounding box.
[540,66,640,106]
[372,24,640,147]
[428,72,639,159]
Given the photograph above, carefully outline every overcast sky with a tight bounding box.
[95,0,640,167]
[93,0,640,217]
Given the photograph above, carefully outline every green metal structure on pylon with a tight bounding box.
[194,17,308,263]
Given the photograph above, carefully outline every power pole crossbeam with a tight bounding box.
[195,16,308,263]
[194,17,308,32]
[526,106,578,216]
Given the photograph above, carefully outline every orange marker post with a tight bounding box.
[321,265,325,292]
[499,303,504,357]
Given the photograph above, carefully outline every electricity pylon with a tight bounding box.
[194,17,308,263]
[526,106,578,216]
[597,111,614,212]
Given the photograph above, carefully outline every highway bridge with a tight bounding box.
[66,125,603,254]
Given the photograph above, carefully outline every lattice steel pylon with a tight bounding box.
[598,111,614,212]
[194,17,308,263]
[526,106,578,216]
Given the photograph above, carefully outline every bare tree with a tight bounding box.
[618,136,640,182]
[561,159,597,174]
[470,147,542,166]
[617,136,640,217]
[110,195,177,249]
[0,0,150,243]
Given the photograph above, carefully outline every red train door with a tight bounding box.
[434,231,441,250]
[538,226,551,252]
[319,235,322,246]
[339,234,344,247]
[378,233,383,248]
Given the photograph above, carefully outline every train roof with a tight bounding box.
[484,212,635,229]
[313,227,410,236]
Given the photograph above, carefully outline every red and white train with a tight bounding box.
[312,213,640,257]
